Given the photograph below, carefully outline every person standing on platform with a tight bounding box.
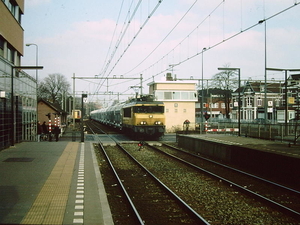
[37,122,43,142]
[41,121,48,141]
[53,125,61,142]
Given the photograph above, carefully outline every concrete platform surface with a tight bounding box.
[187,134,300,158]
[0,140,113,224]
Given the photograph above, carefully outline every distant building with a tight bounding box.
[196,88,231,122]
[38,99,68,127]
[231,81,283,122]
[281,74,300,121]
[148,73,198,132]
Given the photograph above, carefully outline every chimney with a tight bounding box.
[166,73,173,81]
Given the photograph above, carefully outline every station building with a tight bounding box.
[0,0,38,150]
[148,73,198,132]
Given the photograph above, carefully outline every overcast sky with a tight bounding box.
[22,0,300,104]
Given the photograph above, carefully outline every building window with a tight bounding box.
[221,103,225,108]
[257,99,262,106]
[173,92,180,99]
[0,36,4,57]
[183,109,186,113]
[175,109,178,113]
[7,45,15,63]
[164,92,172,99]
[155,91,197,101]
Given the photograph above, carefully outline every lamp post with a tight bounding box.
[218,67,241,136]
[81,93,88,142]
[26,43,39,141]
[201,48,206,134]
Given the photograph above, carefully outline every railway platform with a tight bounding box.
[0,139,113,224]
[177,134,300,187]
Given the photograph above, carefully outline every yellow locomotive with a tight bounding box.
[90,95,165,139]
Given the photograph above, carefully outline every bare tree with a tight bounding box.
[38,73,70,105]
[211,64,238,118]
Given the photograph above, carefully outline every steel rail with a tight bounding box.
[118,143,210,225]
[85,122,144,223]
[151,144,300,220]
[163,143,300,195]
[98,142,144,224]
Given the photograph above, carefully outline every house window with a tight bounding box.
[257,99,262,106]
[221,103,225,108]
[247,97,252,106]
[183,109,186,113]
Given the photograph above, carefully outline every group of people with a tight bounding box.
[37,121,61,142]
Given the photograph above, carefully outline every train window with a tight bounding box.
[134,106,164,113]
[123,107,131,117]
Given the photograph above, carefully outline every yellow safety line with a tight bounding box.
[21,142,79,224]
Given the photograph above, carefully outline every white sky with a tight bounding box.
[22,0,300,105]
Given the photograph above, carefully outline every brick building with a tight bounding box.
[38,99,67,128]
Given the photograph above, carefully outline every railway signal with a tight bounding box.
[138,141,145,150]
[204,113,210,121]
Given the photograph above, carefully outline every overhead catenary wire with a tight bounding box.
[93,0,143,100]
[105,0,164,78]
[91,1,299,106]
[127,0,224,78]
[99,0,142,80]
[121,1,300,96]
[94,0,164,97]
[123,0,198,75]
[98,0,125,77]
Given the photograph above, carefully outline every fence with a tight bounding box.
[190,121,300,144]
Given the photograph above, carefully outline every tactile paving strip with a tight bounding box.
[21,142,79,224]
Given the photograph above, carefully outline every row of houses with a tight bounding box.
[203,75,300,123]
[148,73,300,132]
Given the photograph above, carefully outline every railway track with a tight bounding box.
[87,122,209,223]
[84,120,117,134]
[158,142,300,215]
[98,143,210,224]
[124,143,300,224]
[87,121,300,224]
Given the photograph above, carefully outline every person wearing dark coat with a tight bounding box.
[42,121,48,134]
[53,126,61,142]
[37,121,43,142]
[41,121,48,141]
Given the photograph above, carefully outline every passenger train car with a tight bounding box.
[90,95,165,139]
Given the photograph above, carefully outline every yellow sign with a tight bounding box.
[288,97,295,104]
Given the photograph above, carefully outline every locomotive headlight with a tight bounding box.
[149,115,153,118]
[155,121,161,125]
[140,121,147,125]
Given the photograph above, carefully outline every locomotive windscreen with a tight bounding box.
[133,106,164,113]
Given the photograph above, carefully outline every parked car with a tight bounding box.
[289,118,300,124]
